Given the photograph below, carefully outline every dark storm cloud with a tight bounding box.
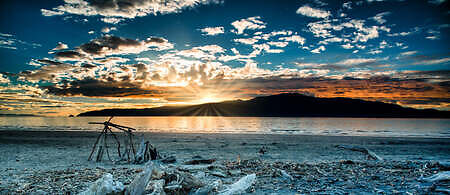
[79,35,140,55]
[43,77,161,97]
[54,50,85,61]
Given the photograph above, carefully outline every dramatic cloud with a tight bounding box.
[42,0,220,23]
[231,16,266,34]
[77,35,173,57]
[296,5,331,18]
[200,26,224,36]
[54,51,85,61]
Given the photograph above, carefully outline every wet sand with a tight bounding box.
[0,130,449,194]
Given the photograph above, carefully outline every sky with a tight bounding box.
[0,0,449,116]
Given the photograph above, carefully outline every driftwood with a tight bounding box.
[218,174,256,195]
[79,173,125,195]
[336,145,384,161]
[149,179,165,195]
[193,179,222,195]
[421,171,450,183]
[125,162,156,195]
[88,116,137,162]
[135,138,159,164]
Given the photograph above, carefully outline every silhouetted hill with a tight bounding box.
[78,93,449,118]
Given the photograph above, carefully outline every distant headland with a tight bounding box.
[78,93,449,118]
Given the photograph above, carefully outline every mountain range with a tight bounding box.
[77,93,449,118]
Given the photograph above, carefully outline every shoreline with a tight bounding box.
[1,130,449,193]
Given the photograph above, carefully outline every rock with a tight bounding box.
[79,173,125,195]
[184,159,216,165]
[148,179,165,195]
[193,179,222,195]
[277,169,294,181]
[210,171,227,178]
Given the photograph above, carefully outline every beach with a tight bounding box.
[1,130,449,194]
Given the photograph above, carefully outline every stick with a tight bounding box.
[104,130,111,161]
[336,145,383,161]
[88,130,104,161]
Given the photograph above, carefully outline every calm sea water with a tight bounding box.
[0,117,449,138]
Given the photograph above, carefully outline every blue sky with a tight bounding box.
[0,0,449,116]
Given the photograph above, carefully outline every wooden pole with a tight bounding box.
[88,127,105,161]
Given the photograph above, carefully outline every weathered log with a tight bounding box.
[135,139,148,164]
[336,145,384,161]
[125,162,155,195]
[421,171,450,183]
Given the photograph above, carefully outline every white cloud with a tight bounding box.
[368,49,382,54]
[343,2,352,9]
[101,27,117,33]
[101,18,124,24]
[311,45,325,54]
[0,33,13,37]
[191,45,225,55]
[267,41,289,47]
[296,5,331,18]
[234,38,259,45]
[370,12,390,24]
[319,37,344,45]
[0,73,10,83]
[279,35,305,45]
[52,42,69,50]
[426,36,439,40]
[400,51,418,56]
[41,9,64,16]
[200,27,225,36]
[88,30,95,34]
[341,43,354,49]
[336,58,376,66]
[388,27,420,37]
[253,44,284,53]
[413,57,450,65]
[231,16,266,34]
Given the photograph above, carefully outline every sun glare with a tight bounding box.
[197,95,225,104]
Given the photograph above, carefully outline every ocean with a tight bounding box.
[0,116,449,138]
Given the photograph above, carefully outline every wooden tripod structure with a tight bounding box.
[88,116,137,162]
